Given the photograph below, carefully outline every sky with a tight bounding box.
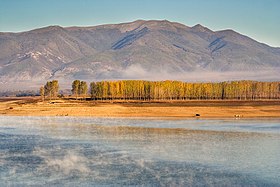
[0,0,279,47]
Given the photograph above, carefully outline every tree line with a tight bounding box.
[0,90,39,97]
[89,80,280,100]
[40,80,280,100]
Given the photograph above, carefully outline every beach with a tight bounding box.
[0,97,279,118]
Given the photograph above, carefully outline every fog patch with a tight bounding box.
[33,148,91,176]
[44,151,90,175]
[120,64,280,82]
[122,64,152,78]
[0,64,279,91]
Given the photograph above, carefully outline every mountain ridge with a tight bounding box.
[0,20,279,90]
[2,20,279,48]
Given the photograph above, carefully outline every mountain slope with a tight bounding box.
[0,26,95,82]
[0,20,279,89]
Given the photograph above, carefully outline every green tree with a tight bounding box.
[44,80,59,99]
[72,80,80,99]
[90,82,97,99]
[44,81,52,98]
[40,86,45,101]
[79,81,88,99]
[51,80,59,98]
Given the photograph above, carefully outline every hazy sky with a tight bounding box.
[1,0,279,47]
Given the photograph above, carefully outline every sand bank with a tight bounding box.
[0,97,279,119]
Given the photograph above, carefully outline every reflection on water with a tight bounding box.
[0,116,279,186]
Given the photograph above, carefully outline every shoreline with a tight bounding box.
[1,114,279,119]
[0,97,279,119]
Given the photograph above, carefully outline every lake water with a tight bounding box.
[0,116,279,186]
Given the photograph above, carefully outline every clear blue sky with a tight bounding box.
[1,0,280,47]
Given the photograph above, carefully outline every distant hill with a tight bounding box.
[0,20,280,90]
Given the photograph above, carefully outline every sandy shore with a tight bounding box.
[0,97,279,118]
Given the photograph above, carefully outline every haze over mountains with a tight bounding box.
[0,20,280,90]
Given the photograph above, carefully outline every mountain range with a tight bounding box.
[0,20,280,90]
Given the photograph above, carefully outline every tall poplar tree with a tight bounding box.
[72,80,80,99]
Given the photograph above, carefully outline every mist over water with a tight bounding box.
[0,116,280,186]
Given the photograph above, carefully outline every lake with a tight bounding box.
[0,116,279,186]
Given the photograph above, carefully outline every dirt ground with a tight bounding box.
[0,97,279,118]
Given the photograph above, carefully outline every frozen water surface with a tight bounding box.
[0,116,279,186]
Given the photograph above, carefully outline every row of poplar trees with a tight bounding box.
[40,80,280,100]
[89,80,280,100]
